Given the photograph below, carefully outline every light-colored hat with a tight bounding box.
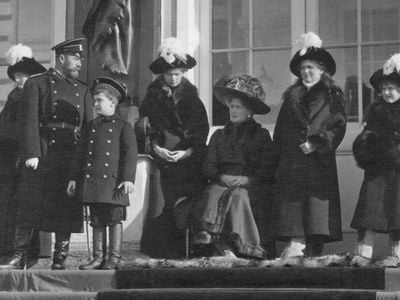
[213,74,270,115]
[6,44,46,81]
[369,53,400,91]
[149,37,196,74]
[290,32,336,77]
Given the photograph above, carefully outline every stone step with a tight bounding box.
[0,291,96,300]
[97,288,379,300]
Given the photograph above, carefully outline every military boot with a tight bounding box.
[79,227,107,270]
[0,228,33,270]
[51,232,71,270]
[102,223,122,270]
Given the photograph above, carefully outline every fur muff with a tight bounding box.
[141,75,202,144]
[353,130,388,170]
[353,100,400,172]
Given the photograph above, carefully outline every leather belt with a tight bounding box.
[40,122,77,130]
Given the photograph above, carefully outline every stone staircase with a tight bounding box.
[1,266,399,300]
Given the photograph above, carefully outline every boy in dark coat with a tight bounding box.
[352,53,400,264]
[67,77,137,270]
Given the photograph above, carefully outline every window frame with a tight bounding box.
[0,0,67,106]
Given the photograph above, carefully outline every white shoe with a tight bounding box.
[281,238,306,258]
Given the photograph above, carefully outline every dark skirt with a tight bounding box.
[0,175,18,255]
[351,170,400,233]
[192,184,266,259]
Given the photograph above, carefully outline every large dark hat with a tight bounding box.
[92,77,127,103]
[290,32,336,77]
[51,38,84,56]
[6,44,46,81]
[369,53,400,91]
[149,37,196,74]
[214,74,270,115]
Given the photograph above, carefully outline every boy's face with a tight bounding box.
[93,92,116,116]
[382,81,400,103]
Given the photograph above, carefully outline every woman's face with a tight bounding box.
[381,81,400,103]
[14,72,29,89]
[229,97,252,124]
[163,68,184,87]
[300,59,324,84]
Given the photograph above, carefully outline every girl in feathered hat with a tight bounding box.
[351,53,400,266]
[0,44,45,259]
[271,32,347,258]
[139,37,209,258]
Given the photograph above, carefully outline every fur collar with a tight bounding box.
[283,74,343,119]
[223,118,261,135]
[147,75,198,105]
[367,97,400,131]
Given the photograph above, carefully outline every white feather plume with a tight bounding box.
[383,53,400,75]
[158,37,187,64]
[5,44,33,66]
[297,32,323,56]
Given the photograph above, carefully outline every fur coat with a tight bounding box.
[351,98,400,233]
[271,75,346,243]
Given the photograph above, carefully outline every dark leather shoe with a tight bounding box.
[79,257,105,270]
[102,255,121,270]
[51,256,66,270]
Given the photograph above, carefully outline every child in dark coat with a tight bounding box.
[67,77,137,270]
[352,53,400,264]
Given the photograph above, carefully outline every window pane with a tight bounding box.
[362,45,400,104]
[212,52,249,125]
[0,0,52,108]
[325,47,359,121]
[362,0,400,42]
[252,50,291,124]
[253,0,291,47]
[319,0,357,44]
[212,0,249,49]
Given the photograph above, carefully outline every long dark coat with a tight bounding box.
[0,88,23,254]
[351,99,400,233]
[139,75,209,258]
[192,119,275,256]
[68,114,137,206]
[271,76,346,243]
[15,68,93,233]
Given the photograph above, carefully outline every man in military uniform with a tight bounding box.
[0,38,94,270]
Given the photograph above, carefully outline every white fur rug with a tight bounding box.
[120,253,400,269]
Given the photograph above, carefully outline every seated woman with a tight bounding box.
[191,74,275,259]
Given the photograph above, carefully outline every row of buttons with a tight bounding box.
[86,174,109,179]
[86,124,115,180]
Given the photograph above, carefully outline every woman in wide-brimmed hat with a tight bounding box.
[351,53,400,265]
[0,44,46,259]
[139,37,209,259]
[271,32,347,258]
[190,74,275,259]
